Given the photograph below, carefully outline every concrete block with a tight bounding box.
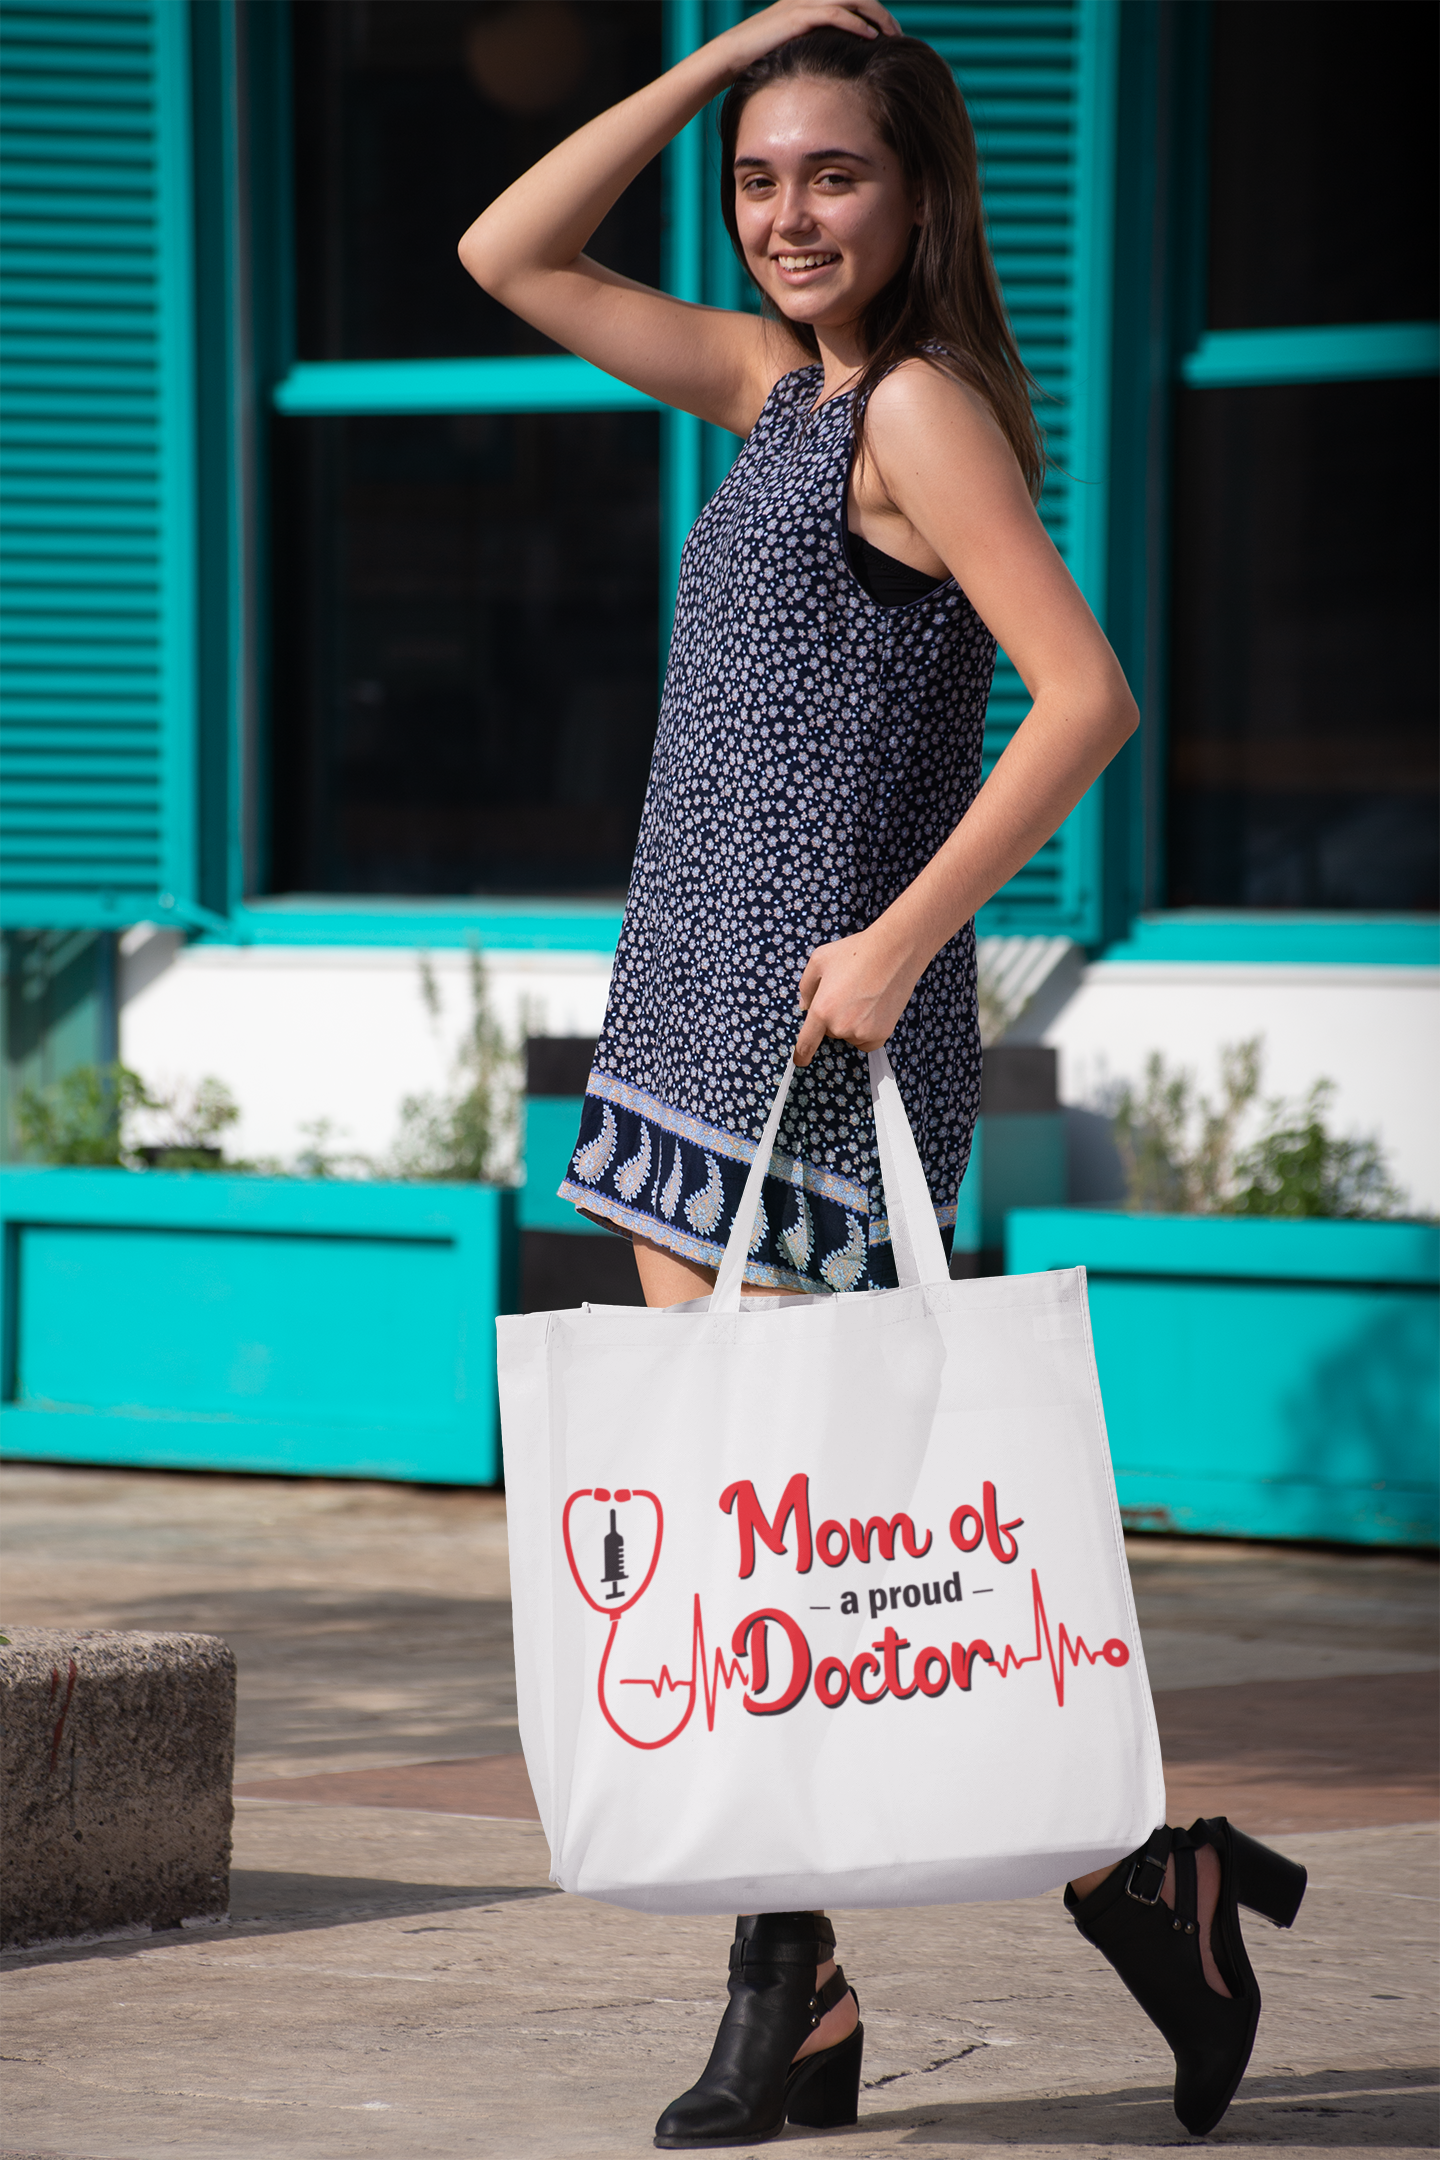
[0,1627,235,1948]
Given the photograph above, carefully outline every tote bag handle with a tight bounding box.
[711,1046,951,1313]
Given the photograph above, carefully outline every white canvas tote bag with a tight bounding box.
[498,1050,1164,1915]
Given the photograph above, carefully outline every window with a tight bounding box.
[273,0,664,898]
[291,0,662,364]
[1165,0,1439,912]
[270,408,661,895]
[266,0,1128,934]
[1205,0,1438,333]
[0,0,1128,946]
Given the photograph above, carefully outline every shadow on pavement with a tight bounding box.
[233,1752,539,1816]
[846,2064,1438,2147]
[0,1876,559,1969]
[228,1867,560,1926]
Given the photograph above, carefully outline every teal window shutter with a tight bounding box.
[0,0,203,931]
[720,1,1118,939]
[910,1,1117,939]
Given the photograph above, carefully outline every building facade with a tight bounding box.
[3,0,1437,1204]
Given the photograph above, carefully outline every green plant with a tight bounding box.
[1231,1082,1405,1219]
[1110,1040,1406,1220]
[15,1063,158,1166]
[139,1074,243,1168]
[387,945,530,1183]
[15,1064,247,1171]
[1112,1039,1261,1215]
[290,1117,372,1181]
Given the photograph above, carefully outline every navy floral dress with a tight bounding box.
[559,364,996,1292]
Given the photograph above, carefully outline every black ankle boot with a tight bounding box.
[1066,1817,1307,2136]
[654,1910,864,2149]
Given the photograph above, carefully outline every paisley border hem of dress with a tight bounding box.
[586,1065,872,1215]
[582,1067,961,1233]
[556,1178,825,1294]
[560,1179,958,1269]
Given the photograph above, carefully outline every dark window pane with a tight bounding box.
[292,1,662,360]
[1166,377,1438,910]
[269,412,661,894]
[1208,1,1439,331]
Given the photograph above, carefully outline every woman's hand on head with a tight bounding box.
[794,927,921,1068]
[457,0,899,445]
[717,0,902,76]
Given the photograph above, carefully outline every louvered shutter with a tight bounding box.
[910,2,1115,938]
[0,0,200,930]
[734,0,1116,937]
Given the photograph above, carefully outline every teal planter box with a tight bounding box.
[954,1113,1068,1259]
[953,1047,1065,1270]
[520,1095,599,1234]
[0,1169,516,1484]
[1006,1209,1440,1548]
[517,1040,645,1311]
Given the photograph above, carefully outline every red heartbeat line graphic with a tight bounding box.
[981,1568,1130,1707]
[600,1570,1128,1745]
[599,1594,748,1749]
[618,1595,750,1723]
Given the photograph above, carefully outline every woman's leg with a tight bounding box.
[654,1911,864,2146]
[631,1246,860,2071]
[1067,1820,1307,2137]
[1071,1849,1231,1998]
[796,1939,860,2058]
[632,1235,717,1307]
[632,1247,1233,2026]
[632,1233,808,1308]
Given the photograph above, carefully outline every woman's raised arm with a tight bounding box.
[456,0,900,436]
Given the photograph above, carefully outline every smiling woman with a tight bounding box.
[445,2,1315,2147]
[717,28,1045,511]
[457,1,1136,1321]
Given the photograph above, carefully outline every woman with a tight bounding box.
[460,3,1306,2147]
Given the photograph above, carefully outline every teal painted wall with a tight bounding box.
[1007,1209,1439,1547]
[0,1167,517,1483]
[1098,914,1440,968]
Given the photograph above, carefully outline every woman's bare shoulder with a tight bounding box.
[865,352,1006,442]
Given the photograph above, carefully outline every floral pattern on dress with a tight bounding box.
[560,366,991,1291]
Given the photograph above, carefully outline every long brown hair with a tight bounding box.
[717,29,1045,500]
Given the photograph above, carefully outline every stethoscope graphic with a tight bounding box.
[561,1486,699,1750]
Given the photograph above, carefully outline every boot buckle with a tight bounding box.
[1125,1853,1167,1905]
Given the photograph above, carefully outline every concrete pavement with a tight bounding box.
[1,1465,1435,2160]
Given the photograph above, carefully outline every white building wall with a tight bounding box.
[117,930,1440,1213]
[117,931,612,1168]
[1013,955,1440,1214]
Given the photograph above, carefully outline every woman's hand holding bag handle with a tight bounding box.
[711,1049,948,1311]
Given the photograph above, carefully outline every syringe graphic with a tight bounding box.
[601,1507,627,1599]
